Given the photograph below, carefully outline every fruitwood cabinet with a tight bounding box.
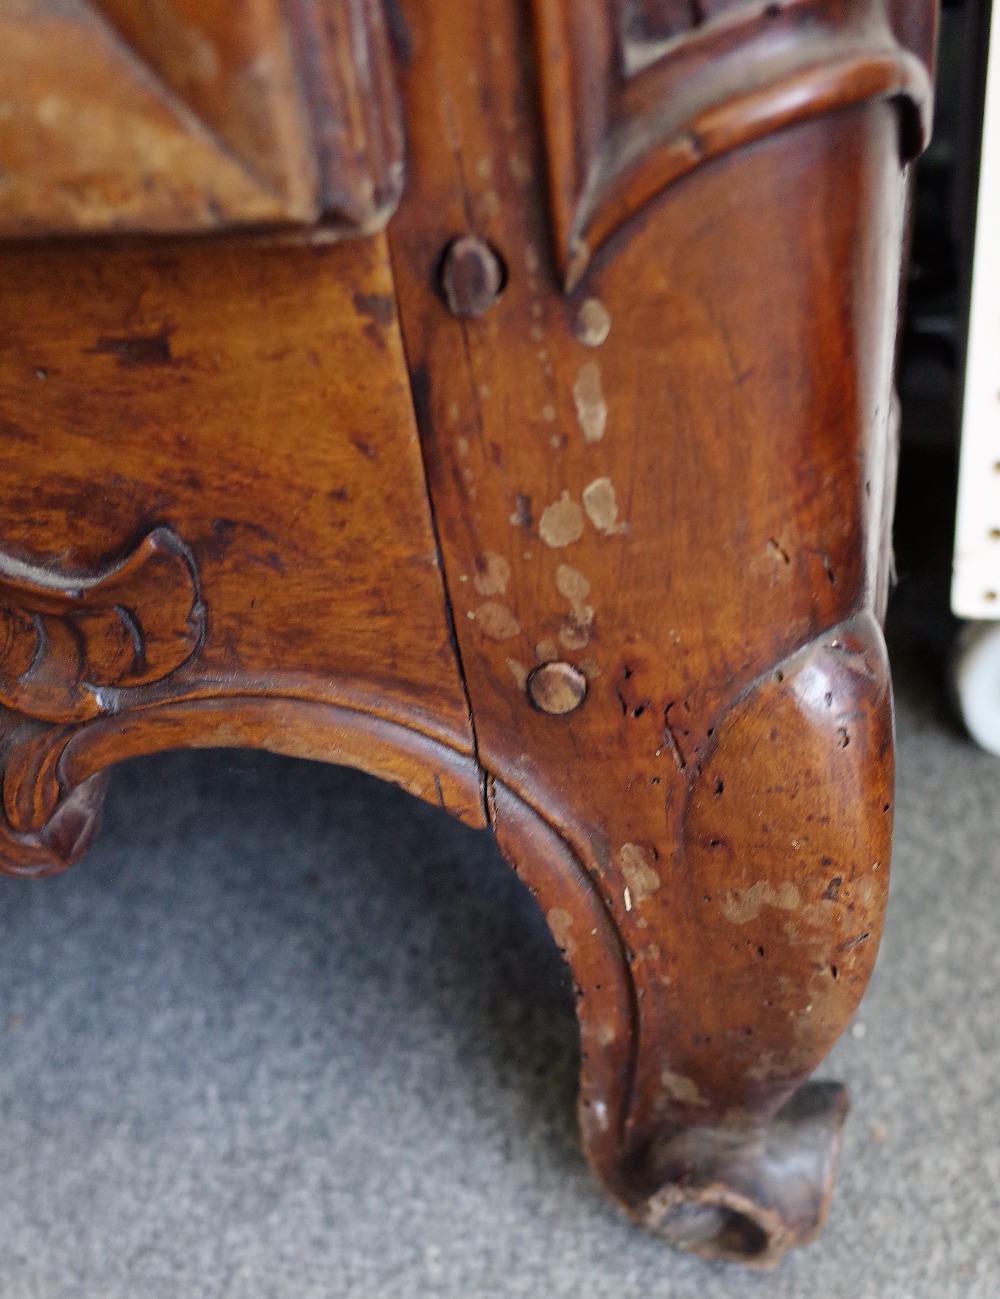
[0,0,937,1267]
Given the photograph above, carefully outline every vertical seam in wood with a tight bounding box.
[385,251,488,825]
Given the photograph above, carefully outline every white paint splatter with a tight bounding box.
[583,477,625,534]
[539,491,584,548]
[573,362,607,444]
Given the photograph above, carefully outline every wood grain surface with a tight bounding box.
[0,231,482,873]
[387,0,931,1261]
[0,0,404,237]
[0,0,939,1266]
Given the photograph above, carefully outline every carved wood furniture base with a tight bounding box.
[638,1081,848,1264]
[0,0,936,1268]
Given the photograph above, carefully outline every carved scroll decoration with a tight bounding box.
[0,527,205,724]
[0,524,492,876]
[531,0,937,288]
[0,0,404,239]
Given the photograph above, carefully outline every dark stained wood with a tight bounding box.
[0,0,403,237]
[639,1080,850,1260]
[0,0,938,1267]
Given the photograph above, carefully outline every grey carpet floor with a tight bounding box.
[1,636,997,1299]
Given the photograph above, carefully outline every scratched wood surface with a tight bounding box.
[0,0,939,1269]
[387,0,933,1263]
[0,233,481,844]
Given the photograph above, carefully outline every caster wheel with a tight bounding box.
[952,621,1000,755]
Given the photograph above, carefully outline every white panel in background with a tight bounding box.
[953,6,1000,618]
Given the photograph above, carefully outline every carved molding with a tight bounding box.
[488,775,637,1195]
[0,526,205,725]
[531,0,936,289]
[287,0,406,233]
[0,0,404,239]
[0,690,486,877]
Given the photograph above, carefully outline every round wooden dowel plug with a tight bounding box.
[440,235,505,317]
[527,661,587,715]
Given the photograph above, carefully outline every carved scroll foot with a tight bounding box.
[637,1082,847,1266]
[489,616,892,1266]
[493,772,856,1266]
[0,526,205,877]
[0,763,109,878]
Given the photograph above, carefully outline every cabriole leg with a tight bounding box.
[490,615,891,1266]
[388,0,929,1263]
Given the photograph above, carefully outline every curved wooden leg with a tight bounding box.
[382,0,925,1258]
[491,614,891,1266]
[637,1082,848,1262]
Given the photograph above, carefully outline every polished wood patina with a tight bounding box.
[0,0,938,1267]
